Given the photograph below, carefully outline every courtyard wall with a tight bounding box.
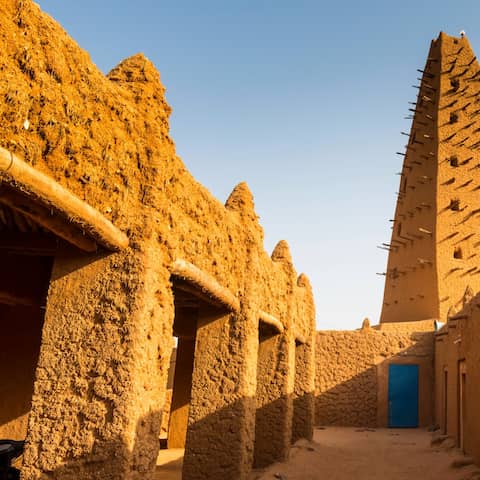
[316,321,435,428]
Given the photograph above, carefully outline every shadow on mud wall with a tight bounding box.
[23,409,162,480]
[315,334,434,428]
[181,396,257,479]
[292,392,314,444]
[315,367,378,427]
[0,251,124,439]
[25,393,315,479]
[253,395,292,469]
[182,392,315,479]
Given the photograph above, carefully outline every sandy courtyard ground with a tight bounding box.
[251,427,480,480]
[155,448,184,480]
[154,427,480,480]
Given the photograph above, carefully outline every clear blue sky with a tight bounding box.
[37,0,480,330]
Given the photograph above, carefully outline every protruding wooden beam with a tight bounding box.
[171,259,240,312]
[0,147,128,252]
[417,68,435,78]
[259,310,284,334]
[294,328,306,345]
[0,185,97,252]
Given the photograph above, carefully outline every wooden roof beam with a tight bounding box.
[259,310,284,334]
[171,259,239,312]
[0,147,128,252]
[0,184,97,252]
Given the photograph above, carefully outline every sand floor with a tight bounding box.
[154,448,183,480]
[154,427,480,480]
[251,427,480,480]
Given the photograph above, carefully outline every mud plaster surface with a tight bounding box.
[0,2,316,478]
[315,325,434,427]
[435,293,480,466]
[381,33,480,323]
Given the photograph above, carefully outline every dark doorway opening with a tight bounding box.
[443,369,448,435]
[292,339,307,444]
[254,321,281,468]
[157,278,229,477]
[458,360,466,451]
[0,251,53,440]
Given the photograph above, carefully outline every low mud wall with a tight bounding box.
[315,322,435,427]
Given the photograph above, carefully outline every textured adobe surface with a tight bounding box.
[435,294,480,466]
[0,2,316,479]
[315,323,434,427]
[381,33,480,323]
[375,30,480,466]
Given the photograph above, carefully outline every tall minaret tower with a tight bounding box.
[381,32,480,323]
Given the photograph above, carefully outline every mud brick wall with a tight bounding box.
[0,2,316,479]
[315,323,435,428]
[435,293,480,466]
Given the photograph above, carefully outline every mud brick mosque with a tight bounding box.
[0,1,479,478]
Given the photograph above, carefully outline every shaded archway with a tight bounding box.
[254,313,289,469]
[157,260,238,479]
[0,249,53,440]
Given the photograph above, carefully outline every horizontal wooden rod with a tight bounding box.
[259,310,284,334]
[0,186,97,252]
[171,259,240,312]
[0,147,128,252]
[294,328,307,345]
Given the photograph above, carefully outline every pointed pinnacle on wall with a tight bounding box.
[271,240,293,265]
[297,273,310,288]
[225,181,255,213]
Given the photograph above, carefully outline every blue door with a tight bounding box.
[388,364,419,427]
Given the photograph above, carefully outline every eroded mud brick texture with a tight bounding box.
[0,1,316,479]
[435,294,480,466]
[381,33,480,324]
[316,324,434,428]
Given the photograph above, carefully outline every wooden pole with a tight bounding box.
[171,259,240,312]
[0,147,128,252]
[0,185,97,252]
[259,310,284,334]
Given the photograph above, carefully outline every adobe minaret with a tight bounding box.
[381,32,480,323]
